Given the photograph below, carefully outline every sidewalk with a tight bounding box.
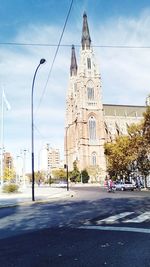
[0,185,74,208]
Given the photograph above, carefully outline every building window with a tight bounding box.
[74,83,77,92]
[87,87,94,101]
[115,123,120,136]
[87,58,91,69]
[91,152,96,166]
[89,116,96,140]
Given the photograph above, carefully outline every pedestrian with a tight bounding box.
[104,178,108,188]
[38,179,41,187]
[136,177,141,190]
[107,178,115,192]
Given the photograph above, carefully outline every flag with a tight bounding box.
[2,90,11,111]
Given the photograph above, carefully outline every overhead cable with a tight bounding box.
[35,0,74,115]
[1,42,150,49]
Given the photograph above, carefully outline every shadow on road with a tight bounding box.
[0,193,149,239]
[0,192,150,266]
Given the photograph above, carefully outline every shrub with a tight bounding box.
[2,184,19,193]
[81,169,90,183]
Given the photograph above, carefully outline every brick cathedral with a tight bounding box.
[65,13,147,183]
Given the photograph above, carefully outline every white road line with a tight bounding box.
[79,225,150,234]
[97,212,134,224]
[124,212,150,223]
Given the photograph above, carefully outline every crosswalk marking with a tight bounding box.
[79,225,150,234]
[97,212,134,224]
[123,212,150,223]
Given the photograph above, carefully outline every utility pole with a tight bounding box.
[31,59,46,201]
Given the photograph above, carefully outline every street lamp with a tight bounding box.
[31,58,46,201]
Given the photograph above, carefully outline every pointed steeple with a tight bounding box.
[81,12,91,50]
[70,45,77,76]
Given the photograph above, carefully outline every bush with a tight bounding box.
[2,183,19,193]
[81,169,90,183]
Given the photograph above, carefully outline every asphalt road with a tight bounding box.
[0,186,150,267]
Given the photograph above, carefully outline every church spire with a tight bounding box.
[70,45,77,76]
[81,12,91,50]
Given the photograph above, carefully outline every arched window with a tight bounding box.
[87,80,94,101]
[87,58,91,69]
[104,122,108,134]
[115,123,120,136]
[89,116,96,140]
[87,87,94,100]
[116,128,120,136]
[91,152,96,166]
[74,83,77,93]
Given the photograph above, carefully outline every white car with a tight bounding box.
[56,181,67,188]
[114,181,135,191]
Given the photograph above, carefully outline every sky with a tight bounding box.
[0,0,150,172]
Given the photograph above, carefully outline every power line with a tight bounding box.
[0,42,72,47]
[1,42,150,49]
[34,0,73,140]
[35,0,74,115]
[94,45,150,49]
[34,124,46,140]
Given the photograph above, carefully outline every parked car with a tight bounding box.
[114,181,136,191]
[55,181,67,188]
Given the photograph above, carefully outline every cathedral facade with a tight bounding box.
[65,13,146,182]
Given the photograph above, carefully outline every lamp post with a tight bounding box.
[31,58,46,201]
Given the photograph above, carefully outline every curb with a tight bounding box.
[0,191,75,209]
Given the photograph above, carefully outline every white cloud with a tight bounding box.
[92,10,150,105]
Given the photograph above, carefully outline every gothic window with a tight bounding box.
[87,80,94,101]
[104,122,108,132]
[87,87,94,100]
[74,83,77,93]
[87,58,91,69]
[116,129,120,136]
[89,116,96,140]
[105,128,108,135]
[115,123,120,136]
[91,152,96,166]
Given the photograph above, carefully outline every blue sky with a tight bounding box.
[0,0,150,172]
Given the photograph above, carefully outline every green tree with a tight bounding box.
[3,167,15,182]
[137,151,150,187]
[104,135,135,179]
[70,161,80,183]
[143,106,150,146]
[26,171,46,184]
[137,107,150,186]
[35,171,46,183]
[128,109,150,186]
[81,169,89,183]
[52,168,67,181]
[105,107,150,186]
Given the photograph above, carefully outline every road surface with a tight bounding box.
[0,186,150,267]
